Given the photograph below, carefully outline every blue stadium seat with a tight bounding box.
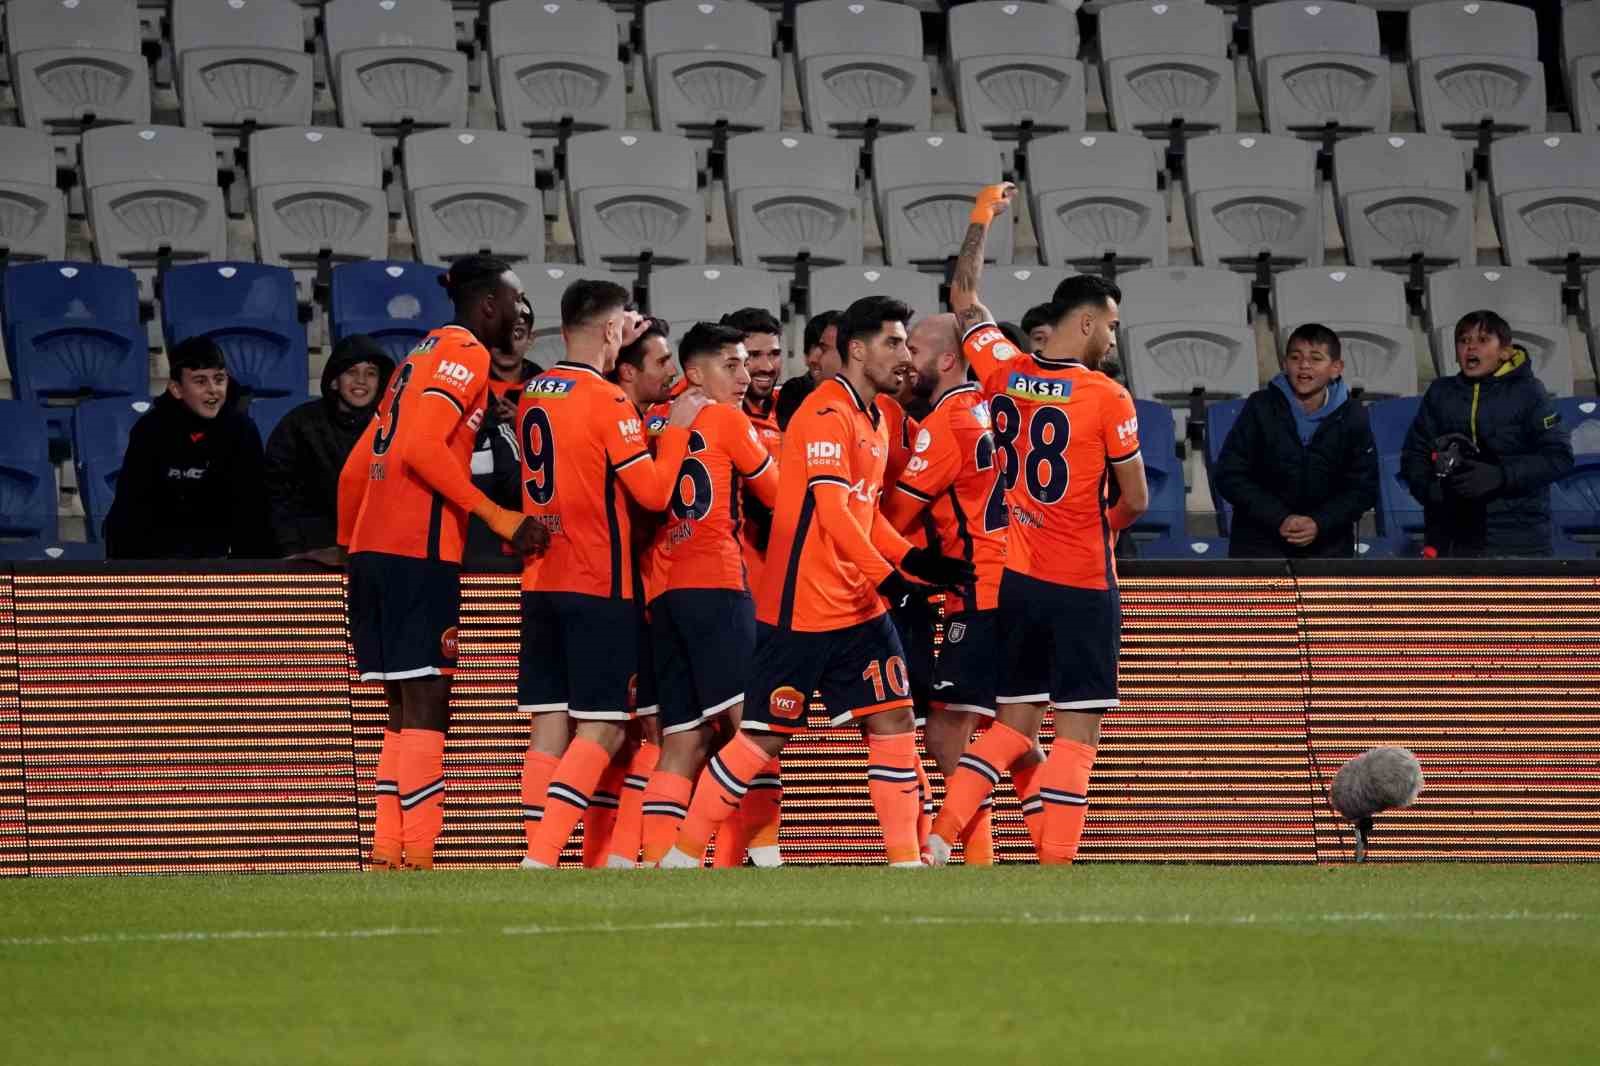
[1551,398,1600,552]
[2,262,147,455]
[1138,534,1229,559]
[160,263,308,398]
[0,538,106,561]
[73,396,152,542]
[0,399,58,541]
[248,393,310,445]
[1204,397,1245,537]
[1369,397,1423,546]
[1132,399,1183,541]
[329,261,451,366]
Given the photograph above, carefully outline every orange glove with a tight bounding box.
[473,500,525,542]
[969,182,1015,226]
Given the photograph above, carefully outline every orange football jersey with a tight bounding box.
[875,393,918,487]
[739,392,783,595]
[517,362,689,597]
[883,382,1006,612]
[340,325,492,563]
[964,322,1141,592]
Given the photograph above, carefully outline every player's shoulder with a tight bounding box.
[425,324,490,367]
[792,377,852,427]
[697,400,751,437]
[940,383,994,433]
[1076,366,1134,405]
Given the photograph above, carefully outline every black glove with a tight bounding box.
[1448,459,1504,500]
[877,570,925,612]
[898,546,977,590]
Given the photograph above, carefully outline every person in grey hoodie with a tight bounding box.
[1214,323,1379,558]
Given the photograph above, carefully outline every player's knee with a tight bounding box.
[1055,711,1102,747]
[924,714,970,775]
[528,710,572,755]
[862,706,916,736]
[574,719,627,756]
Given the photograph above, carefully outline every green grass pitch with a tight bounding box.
[3,866,1597,1065]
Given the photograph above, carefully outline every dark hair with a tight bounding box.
[1454,309,1513,348]
[438,255,513,312]
[680,321,747,365]
[804,309,842,352]
[720,307,781,339]
[835,296,912,360]
[169,335,228,381]
[560,278,632,331]
[1021,302,1055,337]
[1049,274,1122,322]
[612,317,670,374]
[1285,322,1342,361]
[997,321,1028,351]
[775,374,814,430]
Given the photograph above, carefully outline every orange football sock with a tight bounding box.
[711,818,747,868]
[742,756,783,851]
[371,729,403,867]
[1038,740,1097,865]
[527,737,611,867]
[520,748,560,855]
[608,740,659,866]
[640,770,693,865]
[1010,760,1043,854]
[866,731,922,865]
[960,798,995,865]
[914,757,934,852]
[674,732,770,863]
[930,720,1032,844]
[581,759,627,868]
[398,728,446,869]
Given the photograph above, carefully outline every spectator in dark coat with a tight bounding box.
[465,295,537,568]
[1215,323,1379,558]
[1401,310,1573,557]
[105,337,275,559]
[263,334,393,556]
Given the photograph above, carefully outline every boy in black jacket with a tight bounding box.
[1401,310,1573,557]
[104,337,275,559]
[1214,323,1379,558]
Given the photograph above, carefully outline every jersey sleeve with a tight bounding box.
[336,420,377,547]
[962,321,1024,390]
[884,422,961,532]
[606,403,691,511]
[416,336,489,425]
[1101,384,1142,464]
[717,405,780,506]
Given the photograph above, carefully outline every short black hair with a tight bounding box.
[720,307,781,339]
[804,309,842,352]
[1049,274,1121,322]
[1454,309,1513,348]
[438,254,514,313]
[169,336,228,381]
[997,321,1028,351]
[561,278,632,331]
[1021,302,1055,336]
[835,296,912,360]
[1285,322,1342,361]
[680,321,746,365]
[612,317,670,375]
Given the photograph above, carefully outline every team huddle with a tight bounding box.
[335,184,1149,870]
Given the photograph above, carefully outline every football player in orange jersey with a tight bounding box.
[517,281,711,870]
[637,323,783,866]
[926,184,1149,867]
[337,255,548,870]
[659,296,976,870]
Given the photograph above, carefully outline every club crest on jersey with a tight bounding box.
[525,377,573,397]
[1006,372,1073,404]
[770,685,806,721]
[946,622,967,644]
[440,626,459,660]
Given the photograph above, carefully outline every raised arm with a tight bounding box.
[949,182,1016,334]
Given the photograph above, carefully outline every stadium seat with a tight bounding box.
[1422,266,1573,396]
[0,400,57,541]
[980,266,1077,333]
[871,132,1011,271]
[1589,271,1600,379]
[0,127,68,264]
[171,0,315,132]
[1130,399,1183,542]
[642,0,782,140]
[565,131,705,268]
[3,263,147,455]
[0,538,107,561]
[73,395,150,541]
[248,127,390,283]
[723,132,863,269]
[1564,2,1600,134]
[1203,396,1244,536]
[1097,2,1236,141]
[328,260,450,365]
[1115,267,1258,404]
[1027,132,1168,274]
[1368,395,1424,544]
[1408,1,1545,141]
[324,0,468,132]
[647,265,785,342]
[1250,0,1391,142]
[4,0,151,132]
[487,0,626,140]
[402,129,546,267]
[1272,267,1416,399]
[1551,398,1600,547]
[806,265,940,318]
[79,126,228,291]
[516,262,619,368]
[1332,133,1475,277]
[247,392,309,444]
[161,262,309,397]
[1487,133,1600,275]
[945,1,1086,141]
[793,0,932,137]
[1184,133,1324,278]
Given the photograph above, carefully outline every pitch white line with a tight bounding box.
[1,912,1590,949]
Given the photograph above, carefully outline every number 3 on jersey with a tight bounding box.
[371,363,414,457]
[988,394,1071,507]
[520,405,556,504]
